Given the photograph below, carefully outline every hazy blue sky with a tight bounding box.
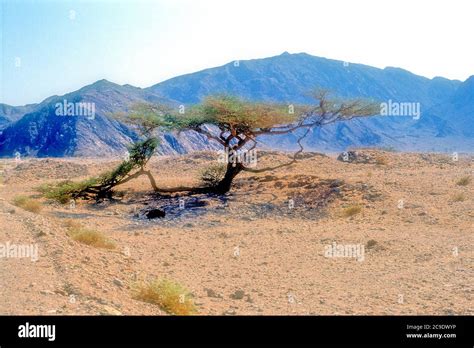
[1,0,473,105]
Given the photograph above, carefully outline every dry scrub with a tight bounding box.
[12,195,42,213]
[132,278,196,315]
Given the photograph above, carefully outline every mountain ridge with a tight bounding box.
[1,52,473,157]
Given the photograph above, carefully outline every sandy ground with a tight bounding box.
[0,150,472,315]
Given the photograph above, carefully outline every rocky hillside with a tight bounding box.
[1,52,473,157]
[148,52,473,152]
[0,80,218,157]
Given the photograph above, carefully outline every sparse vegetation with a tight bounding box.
[12,195,42,213]
[38,138,159,202]
[67,225,115,249]
[132,278,196,315]
[451,192,466,202]
[200,164,226,187]
[342,205,362,217]
[38,178,100,204]
[1,148,473,316]
[456,176,471,186]
[63,219,82,229]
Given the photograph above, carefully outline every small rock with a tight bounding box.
[222,309,236,315]
[330,179,344,188]
[54,289,67,296]
[205,288,222,298]
[230,290,245,300]
[366,239,378,249]
[113,278,124,288]
[100,305,122,316]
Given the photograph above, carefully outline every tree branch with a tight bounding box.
[243,126,311,173]
[192,126,226,146]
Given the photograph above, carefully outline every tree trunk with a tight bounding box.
[215,162,244,193]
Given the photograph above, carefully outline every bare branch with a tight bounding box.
[243,126,311,173]
[192,126,226,146]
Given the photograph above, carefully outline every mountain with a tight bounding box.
[428,76,474,137]
[147,52,472,152]
[0,80,218,157]
[0,103,38,131]
[148,52,461,107]
[0,52,473,157]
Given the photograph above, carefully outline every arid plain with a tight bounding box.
[0,149,472,315]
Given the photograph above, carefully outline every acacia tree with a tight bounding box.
[122,91,379,194]
[39,109,162,203]
[40,91,378,203]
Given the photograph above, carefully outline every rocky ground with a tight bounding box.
[0,149,472,315]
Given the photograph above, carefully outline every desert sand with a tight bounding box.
[0,149,472,315]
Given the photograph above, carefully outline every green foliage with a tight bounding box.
[180,95,303,131]
[110,91,379,194]
[38,178,99,204]
[115,104,177,135]
[118,93,378,139]
[38,138,159,202]
[129,137,159,164]
[98,137,159,185]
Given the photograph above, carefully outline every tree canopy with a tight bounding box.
[41,90,380,201]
